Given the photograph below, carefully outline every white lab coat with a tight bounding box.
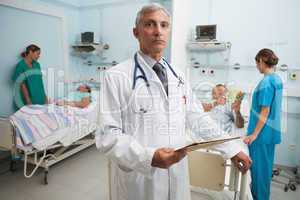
[96,52,242,200]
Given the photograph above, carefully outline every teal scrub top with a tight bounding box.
[247,73,283,144]
[12,59,46,110]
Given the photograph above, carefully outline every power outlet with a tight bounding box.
[208,69,215,76]
[289,72,297,80]
[199,68,215,76]
[288,144,296,151]
[200,68,207,75]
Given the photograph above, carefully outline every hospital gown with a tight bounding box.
[208,103,235,135]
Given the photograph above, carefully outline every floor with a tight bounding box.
[0,147,109,200]
[0,147,299,200]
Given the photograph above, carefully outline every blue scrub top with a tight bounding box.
[247,73,283,144]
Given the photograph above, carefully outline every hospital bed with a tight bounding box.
[188,149,252,200]
[0,90,100,184]
[187,109,253,200]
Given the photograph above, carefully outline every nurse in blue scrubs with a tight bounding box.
[244,48,283,200]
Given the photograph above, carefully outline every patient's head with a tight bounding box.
[77,85,91,93]
[212,84,227,105]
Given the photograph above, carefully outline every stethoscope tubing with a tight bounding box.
[132,53,183,90]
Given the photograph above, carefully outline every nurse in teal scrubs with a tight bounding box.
[12,44,48,110]
[244,49,283,200]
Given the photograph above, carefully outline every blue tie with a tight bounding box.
[153,62,168,96]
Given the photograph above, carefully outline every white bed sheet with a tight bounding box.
[15,101,99,152]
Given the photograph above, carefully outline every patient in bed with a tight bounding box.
[202,84,245,135]
[56,84,91,108]
[193,85,252,200]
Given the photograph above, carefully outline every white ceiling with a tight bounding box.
[43,0,153,8]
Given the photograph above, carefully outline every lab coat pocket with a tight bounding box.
[169,83,186,114]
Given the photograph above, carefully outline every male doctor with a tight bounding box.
[96,3,251,200]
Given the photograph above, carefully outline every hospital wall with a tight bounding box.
[1,0,299,167]
[73,0,172,82]
[71,1,150,81]
[172,0,300,167]
[0,0,171,116]
[0,0,80,117]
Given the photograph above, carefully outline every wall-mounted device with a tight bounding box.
[81,32,94,44]
[279,64,288,72]
[195,25,217,41]
[289,72,297,80]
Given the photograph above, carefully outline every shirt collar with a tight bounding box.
[138,50,165,68]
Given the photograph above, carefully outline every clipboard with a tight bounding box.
[176,136,241,152]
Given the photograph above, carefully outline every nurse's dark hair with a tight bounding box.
[135,3,170,27]
[21,44,40,58]
[255,48,279,67]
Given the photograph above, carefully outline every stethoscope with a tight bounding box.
[131,53,184,113]
[132,53,184,90]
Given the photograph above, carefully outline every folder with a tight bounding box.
[176,136,241,152]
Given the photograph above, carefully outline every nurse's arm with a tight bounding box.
[45,96,49,104]
[244,107,270,145]
[252,106,270,136]
[21,83,32,105]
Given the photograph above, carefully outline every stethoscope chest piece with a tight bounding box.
[131,53,185,114]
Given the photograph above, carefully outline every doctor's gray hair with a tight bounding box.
[135,3,171,27]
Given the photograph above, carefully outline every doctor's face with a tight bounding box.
[133,10,171,56]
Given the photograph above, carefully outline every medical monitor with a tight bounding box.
[196,25,217,41]
[81,32,94,43]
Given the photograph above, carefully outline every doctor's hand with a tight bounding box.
[231,151,252,174]
[151,148,187,169]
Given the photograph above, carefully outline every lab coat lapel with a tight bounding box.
[167,63,182,110]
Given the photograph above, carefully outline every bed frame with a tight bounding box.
[0,117,95,184]
[188,150,249,200]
